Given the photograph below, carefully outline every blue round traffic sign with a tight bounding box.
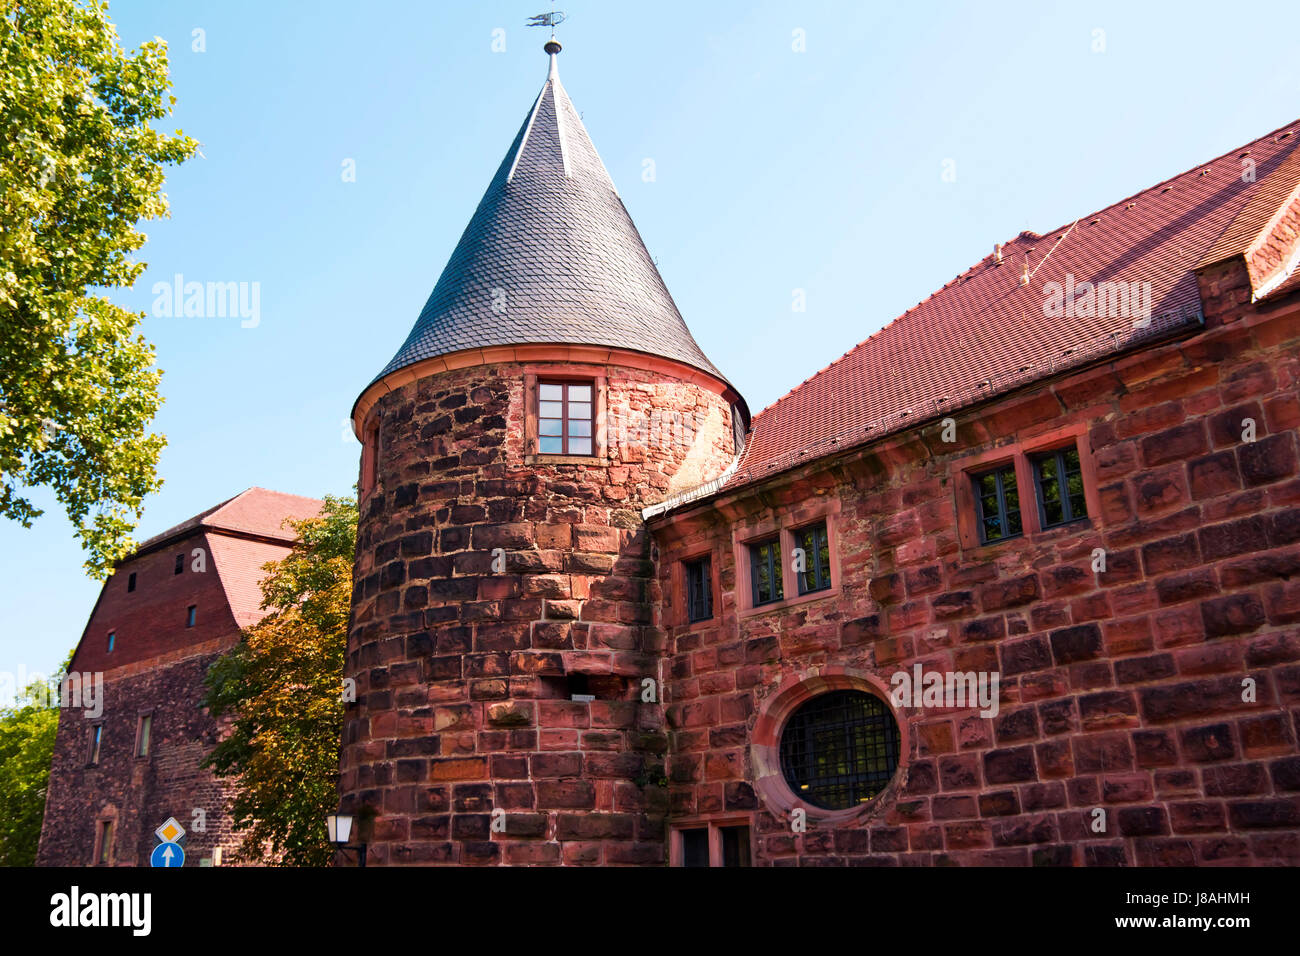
[150,841,185,867]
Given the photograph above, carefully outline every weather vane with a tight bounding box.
[527,10,567,33]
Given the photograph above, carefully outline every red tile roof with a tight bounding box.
[137,487,323,551]
[724,119,1300,492]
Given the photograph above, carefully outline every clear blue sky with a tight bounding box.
[3,0,1299,697]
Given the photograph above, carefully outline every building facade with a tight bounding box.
[37,488,321,867]
[341,44,1300,865]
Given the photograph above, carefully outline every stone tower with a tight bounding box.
[341,40,746,865]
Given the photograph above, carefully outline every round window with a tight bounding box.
[778,690,901,810]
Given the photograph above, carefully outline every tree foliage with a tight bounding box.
[203,495,356,867]
[0,650,71,866]
[0,0,197,577]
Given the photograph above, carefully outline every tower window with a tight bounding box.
[107,631,115,653]
[538,380,594,456]
[87,724,103,766]
[794,522,832,594]
[684,556,712,623]
[1032,445,1088,528]
[779,690,900,810]
[749,537,783,606]
[174,553,184,574]
[972,463,1022,544]
[127,572,136,592]
[186,605,197,627]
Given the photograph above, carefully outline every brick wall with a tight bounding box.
[341,358,736,864]
[38,524,292,867]
[652,302,1300,866]
[74,531,238,674]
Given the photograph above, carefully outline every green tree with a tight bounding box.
[0,0,197,577]
[203,495,356,867]
[0,650,72,866]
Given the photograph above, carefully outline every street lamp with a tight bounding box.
[326,813,367,867]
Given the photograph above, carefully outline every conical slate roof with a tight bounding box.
[372,44,726,383]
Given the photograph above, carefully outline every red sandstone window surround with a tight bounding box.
[93,818,115,866]
[359,418,380,501]
[732,497,842,616]
[523,367,607,462]
[669,817,753,867]
[86,724,103,766]
[951,422,1101,551]
[135,712,153,759]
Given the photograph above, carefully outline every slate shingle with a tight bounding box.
[372,50,727,385]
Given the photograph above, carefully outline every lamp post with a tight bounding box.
[326,813,367,867]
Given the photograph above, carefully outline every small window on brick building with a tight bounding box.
[685,556,713,623]
[972,463,1022,544]
[672,822,752,867]
[107,631,115,653]
[749,537,783,606]
[794,522,832,594]
[174,553,184,574]
[780,691,900,809]
[127,572,136,592]
[186,605,196,628]
[96,820,115,865]
[538,381,593,456]
[88,724,103,766]
[136,714,152,758]
[1032,445,1088,528]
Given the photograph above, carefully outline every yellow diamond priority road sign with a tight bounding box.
[155,817,185,844]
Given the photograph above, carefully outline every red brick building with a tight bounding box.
[37,488,321,867]
[343,43,1300,865]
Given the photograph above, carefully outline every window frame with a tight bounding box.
[669,816,754,867]
[684,554,713,623]
[94,818,115,866]
[950,422,1101,552]
[523,368,607,463]
[748,536,784,607]
[1031,443,1089,529]
[537,379,595,457]
[793,521,832,595]
[732,500,842,616]
[135,711,153,759]
[186,604,197,628]
[971,461,1023,545]
[87,723,103,766]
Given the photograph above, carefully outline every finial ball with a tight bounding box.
[544,38,562,55]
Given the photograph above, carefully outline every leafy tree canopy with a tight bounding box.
[0,0,197,577]
[0,648,72,865]
[203,495,356,867]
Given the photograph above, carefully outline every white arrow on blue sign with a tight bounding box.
[150,842,185,868]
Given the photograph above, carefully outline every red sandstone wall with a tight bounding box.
[341,359,736,865]
[36,654,242,866]
[654,306,1300,866]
